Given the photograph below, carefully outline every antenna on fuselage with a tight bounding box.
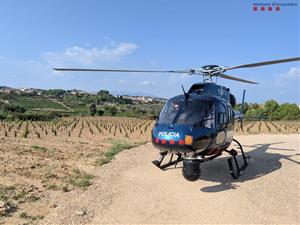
[181,85,189,99]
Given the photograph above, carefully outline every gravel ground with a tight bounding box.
[40,134,300,224]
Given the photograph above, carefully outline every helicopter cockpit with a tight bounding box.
[158,95,215,129]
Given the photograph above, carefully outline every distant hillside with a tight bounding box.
[1,86,299,121]
[0,86,165,120]
[111,90,162,98]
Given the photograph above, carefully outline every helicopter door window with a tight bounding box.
[204,105,214,128]
[227,106,234,123]
[216,103,226,129]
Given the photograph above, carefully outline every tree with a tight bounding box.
[245,108,266,118]
[264,99,279,119]
[45,89,66,98]
[97,90,109,96]
[235,102,250,114]
[97,109,104,116]
[14,105,26,113]
[89,103,97,116]
[97,90,115,103]
[252,103,259,110]
[109,106,117,116]
[273,103,300,120]
[0,103,26,114]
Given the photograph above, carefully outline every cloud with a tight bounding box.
[0,39,140,91]
[274,67,300,86]
[283,67,300,78]
[140,80,155,86]
[0,56,72,88]
[43,42,138,67]
[118,79,126,84]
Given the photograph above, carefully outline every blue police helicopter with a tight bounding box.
[54,57,300,181]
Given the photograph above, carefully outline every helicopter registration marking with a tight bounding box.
[158,131,180,138]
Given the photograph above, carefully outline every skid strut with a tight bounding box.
[152,152,183,170]
[225,139,249,179]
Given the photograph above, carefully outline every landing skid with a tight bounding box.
[152,139,249,180]
[152,152,183,170]
[225,139,250,179]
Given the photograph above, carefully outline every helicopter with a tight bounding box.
[54,56,300,181]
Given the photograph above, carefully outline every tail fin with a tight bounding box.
[240,90,246,114]
[240,90,246,131]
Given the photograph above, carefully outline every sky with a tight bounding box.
[0,0,299,103]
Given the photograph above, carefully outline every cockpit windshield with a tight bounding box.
[158,96,214,128]
[176,99,214,126]
[158,96,184,124]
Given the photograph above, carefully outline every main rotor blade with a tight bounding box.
[53,68,189,73]
[219,74,258,84]
[225,57,300,71]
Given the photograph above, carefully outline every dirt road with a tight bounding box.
[41,134,299,224]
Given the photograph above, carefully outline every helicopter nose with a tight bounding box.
[152,124,196,151]
[152,134,193,146]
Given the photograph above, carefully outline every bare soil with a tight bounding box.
[0,117,153,224]
[40,134,299,225]
[0,117,299,224]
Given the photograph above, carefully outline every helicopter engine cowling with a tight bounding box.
[182,158,201,181]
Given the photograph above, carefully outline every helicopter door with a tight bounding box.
[215,103,227,145]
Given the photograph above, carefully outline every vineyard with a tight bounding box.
[0,117,154,140]
[0,117,299,224]
[1,119,299,140]
[0,116,154,224]
[234,120,300,134]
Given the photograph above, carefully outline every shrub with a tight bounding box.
[67,169,94,188]
[109,106,118,116]
[89,103,97,116]
[95,140,147,166]
[97,109,104,116]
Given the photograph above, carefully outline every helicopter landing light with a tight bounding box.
[185,135,193,145]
